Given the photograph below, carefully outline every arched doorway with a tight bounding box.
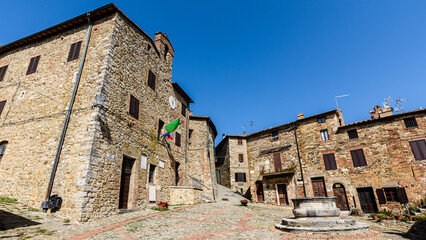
[255,181,264,202]
[333,183,349,210]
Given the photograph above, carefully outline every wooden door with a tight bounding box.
[277,184,288,205]
[119,157,134,209]
[357,188,378,213]
[312,178,327,197]
[256,181,264,202]
[333,183,349,210]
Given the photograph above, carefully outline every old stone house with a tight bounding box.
[216,106,425,213]
[0,4,217,222]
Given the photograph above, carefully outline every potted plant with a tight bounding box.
[241,199,248,206]
[157,201,169,210]
[371,213,378,220]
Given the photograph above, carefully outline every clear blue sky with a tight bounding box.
[2,1,425,140]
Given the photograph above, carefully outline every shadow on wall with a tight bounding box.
[243,187,252,201]
[0,210,40,230]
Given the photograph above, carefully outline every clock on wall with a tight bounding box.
[169,96,176,109]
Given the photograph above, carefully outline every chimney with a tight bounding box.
[297,113,304,120]
[243,131,246,135]
[154,32,174,62]
[222,134,225,139]
[370,105,393,119]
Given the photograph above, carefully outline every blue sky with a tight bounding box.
[2,0,425,140]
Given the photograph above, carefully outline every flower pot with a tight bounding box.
[241,200,248,206]
[372,215,378,220]
[394,215,402,220]
[386,216,394,220]
[408,215,413,220]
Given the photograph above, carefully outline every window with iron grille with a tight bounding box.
[235,173,246,182]
[404,117,418,129]
[0,65,8,81]
[129,95,139,119]
[181,103,186,117]
[239,154,244,163]
[0,101,6,117]
[67,41,82,61]
[384,188,400,202]
[320,129,329,141]
[318,117,325,123]
[347,129,358,139]
[409,139,426,160]
[0,141,7,162]
[238,139,243,145]
[148,70,156,90]
[271,131,278,141]
[175,132,181,147]
[26,55,40,75]
[350,149,367,167]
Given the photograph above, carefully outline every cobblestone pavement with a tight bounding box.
[1,201,422,240]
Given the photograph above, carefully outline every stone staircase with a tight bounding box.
[216,184,248,204]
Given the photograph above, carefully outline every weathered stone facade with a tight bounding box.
[217,107,426,213]
[0,4,217,222]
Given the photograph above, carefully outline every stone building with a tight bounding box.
[216,106,426,213]
[0,4,216,222]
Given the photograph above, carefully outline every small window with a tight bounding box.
[271,131,278,141]
[157,119,164,140]
[384,188,400,202]
[0,141,7,162]
[323,153,337,170]
[147,44,151,51]
[235,173,246,182]
[148,164,156,183]
[320,129,329,141]
[148,70,156,91]
[175,132,181,147]
[26,55,40,75]
[188,129,193,139]
[181,103,186,117]
[0,100,6,117]
[238,154,244,163]
[238,139,243,145]
[404,117,418,129]
[409,139,426,160]
[318,117,325,123]
[67,41,82,61]
[0,65,8,81]
[129,95,140,119]
[350,149,367,167]
[347,129,358,139]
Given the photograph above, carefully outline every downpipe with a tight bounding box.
[41,13,93,212]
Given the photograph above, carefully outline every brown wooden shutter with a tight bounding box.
[273,153,282,171]
[410,140,426,160]
[67,41,82,61]
[329,154,337,170]
[0,65,8,81]
[397,188,409,203]
[243,173,246,182]
[238,139,243,145]
[0,100,6,117]
[323,154,330,170]
[129,95,139,119]
[376,189,386,204]
[239,154,244,163]
[350,150,359,167]
[27,55,40,75]
[175,132,181,147]
[357,150,367,166]
[235,173,238,182]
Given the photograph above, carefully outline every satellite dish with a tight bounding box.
[169,96,176,109]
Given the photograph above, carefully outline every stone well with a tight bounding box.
[276,197,369,235]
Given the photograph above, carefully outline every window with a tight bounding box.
[129,95,139,119]
[350,149,367,167]
[26,55,40,75]
[409,139,426,160]
[384,188,400,202]
[320,129,329,141]
[148,70,156,90]
[147,44,151,51]
[404,117,418,129]
[238,154,244,163]
[323,153,337,170]
[235,173,246,182]
[0,100,6,117]
[0,65,8,81]
[188,129,193,139]
[175,132,181,147]
[273,152,281,171]
[318,117,325,123]
[67,41,82,61]
[181,102,186,117]
[0,142,7,162]
[271,131,278,141]
[157,119,164,140]
[238,139,243,145]
[347,129,358,139]
[148,164,156,183]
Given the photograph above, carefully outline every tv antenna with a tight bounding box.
[335,94,349,109]
[249,120,255,133]
[394,97,407,112]
[383,97,393,108]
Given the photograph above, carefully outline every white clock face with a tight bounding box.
[169,96,176,109]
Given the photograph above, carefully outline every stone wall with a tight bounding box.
[168,186,203,205]
[215,139,231,188]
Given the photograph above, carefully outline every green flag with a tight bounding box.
[165,117,180,133]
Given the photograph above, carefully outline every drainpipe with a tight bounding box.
[293,126,306,198]
[42,13,93,212]
[184,104,189,186]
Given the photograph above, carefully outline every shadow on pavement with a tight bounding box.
[0,209,40,230]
